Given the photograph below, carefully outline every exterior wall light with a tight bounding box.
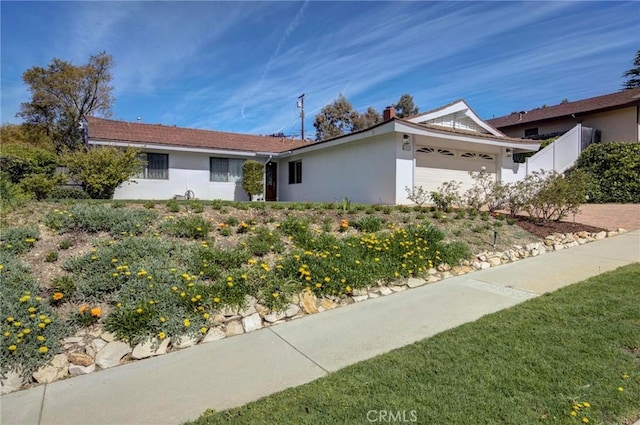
[402,134,411,151]
[505,148,512,157]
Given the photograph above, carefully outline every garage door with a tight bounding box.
[414,147,496,195]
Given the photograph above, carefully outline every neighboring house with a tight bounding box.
[487,88,640,143]
[87,99,539,204]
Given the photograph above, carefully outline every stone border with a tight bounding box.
[1,228,626,394]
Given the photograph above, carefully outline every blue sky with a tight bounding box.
[1,1,638,139]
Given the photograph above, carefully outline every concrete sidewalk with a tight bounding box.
[2,230,639,425]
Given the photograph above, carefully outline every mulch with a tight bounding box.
[513,216,607,239]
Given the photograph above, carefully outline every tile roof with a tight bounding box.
[487,88,640,129]
[86,116,310,153]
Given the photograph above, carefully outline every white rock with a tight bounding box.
[33,354,69,384]
[389,285,406,292]
[427,275,441,283]
[264,311,286,323]
[595,231,607,240]
[219,306,239,316]
[378,286,393,296]
[368,292,380,299]
[427,268,438,275]
[202,327,226,343]
[173,334,199,349]
[553,244,565,251]
[617,228,627,234]
[69,363,95,377]
[242,313,263,332]
[95,341,132,369]
[132,337,171,359]
[91,338,107,353]
[225,320,244,336]
[100,332,117,343]
[352,288,368,296]
[1,368,25,395]
[284,303,301,318]
[488,257,501,267]
[238,304,257,317]
[63,336,83,344]
[480,262,491,270]
[407,278,426,288]
[607,231,619,238]
[441,271,453,279]
[352,295,369,303]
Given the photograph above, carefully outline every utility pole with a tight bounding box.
[297,93,305,141]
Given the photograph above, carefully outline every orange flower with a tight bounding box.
[52,292,64,301]
[79,304,89,314]
[340,220,349,228]
[90,307,101,317]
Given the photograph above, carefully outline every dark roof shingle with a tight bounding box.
[487,88,640,129]
[87,116,310,153]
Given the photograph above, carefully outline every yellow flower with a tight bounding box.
[136,308,143,314]
[37,335,45,341]
[213,297,220,303]
[27,307,36,313]
[622,374,629,379]
[203,313,210,319]
[183,319,191,327]
[8,345,17,352]
[38,323,46,329]
[583,402,590,408]
[227,282,234,288]
[618,387,624,392]
[22,328,30,334]
[582,418,589,423]
[6,317,14,322]
[570,411,577,417]
[272,292,279,298]
[111,258,118,263]
[3,331,9,337]
[39,346,49,354]
[160,317,166,322]
[158,332,166,340]
[91,307,101,317]
[52,292,64,301]
[324,277,331,283]
[200,327,207,334]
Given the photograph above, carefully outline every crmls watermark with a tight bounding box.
[366,410,418,423]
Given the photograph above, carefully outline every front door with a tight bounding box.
[265,162,277,201]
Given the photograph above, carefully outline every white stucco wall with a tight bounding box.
[113,149,251,201]
[276,133,397,204]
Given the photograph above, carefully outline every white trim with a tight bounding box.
[88,139,271,157]
[407,100,505,137]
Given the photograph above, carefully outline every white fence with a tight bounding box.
[525,124,583,175]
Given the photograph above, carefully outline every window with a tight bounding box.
[524,128,539,137]
[288,160,302,184]
[210,158,244,182]
[138,153,169,179]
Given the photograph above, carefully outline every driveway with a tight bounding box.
[569,203,640,231]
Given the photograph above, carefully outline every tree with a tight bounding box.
[353,107,382,131]
[394,94,419,118]
[63,147,143,199]
[313,94,360,141]
[622,49,640,89]
[18,52,114,152]
[242,160,264,200]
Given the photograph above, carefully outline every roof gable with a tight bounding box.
[487,87,640,129]
[407,99,504,137]
[86,116,309,153]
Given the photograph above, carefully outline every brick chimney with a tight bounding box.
[383,106,396,121]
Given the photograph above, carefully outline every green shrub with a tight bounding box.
[0,226,39,255]
[353,216,384,233]
[242,160,264,200]
[42,204,157,236]
[59,239,73,250]
[19,173,67,200]
[45,251,58,263]
[243,227,284,256]
[63,147,143,199]
[160,215,211,239]
[188,200,204,213]
[0,252,66,379]
[279,216,312,245]
[575,142,640,203]
[166,199,180,213]
[430,181,461,210]
[0,176,29,212]
[48,187,90,200]
[143,200,155,209]
[0,144,58,184]
[523,170,589,222]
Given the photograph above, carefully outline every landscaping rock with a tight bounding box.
[352,287,368,296]
[389,285,407,292]
[451,265,474,276]
[33,354,69,384]
[617,228,627,234]
[368,292,380,299]
[242,313,263,332]
[407,277,426,288]
[219,306,239,316]
[132,337,170,359]
[352,295,368,303]
[67,352,93,367]
[225,320,244,337]
[202,327,226,343]
[69,363,95,377]
[100,332,117,342]
[91,338,107,353]
[378,286,393,296]
[264,311,286,323]
[63,336,83,345]
[1,368,25,395]
[284,303,301,318]
[607,231,619,238]
[212,314,225,325]
[300,291,319,314]
[320,299,338,310]
[173,335,199,349]
[95,342,132,369]
[595,231,607,240]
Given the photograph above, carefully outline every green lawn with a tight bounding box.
[190,263,640,425]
